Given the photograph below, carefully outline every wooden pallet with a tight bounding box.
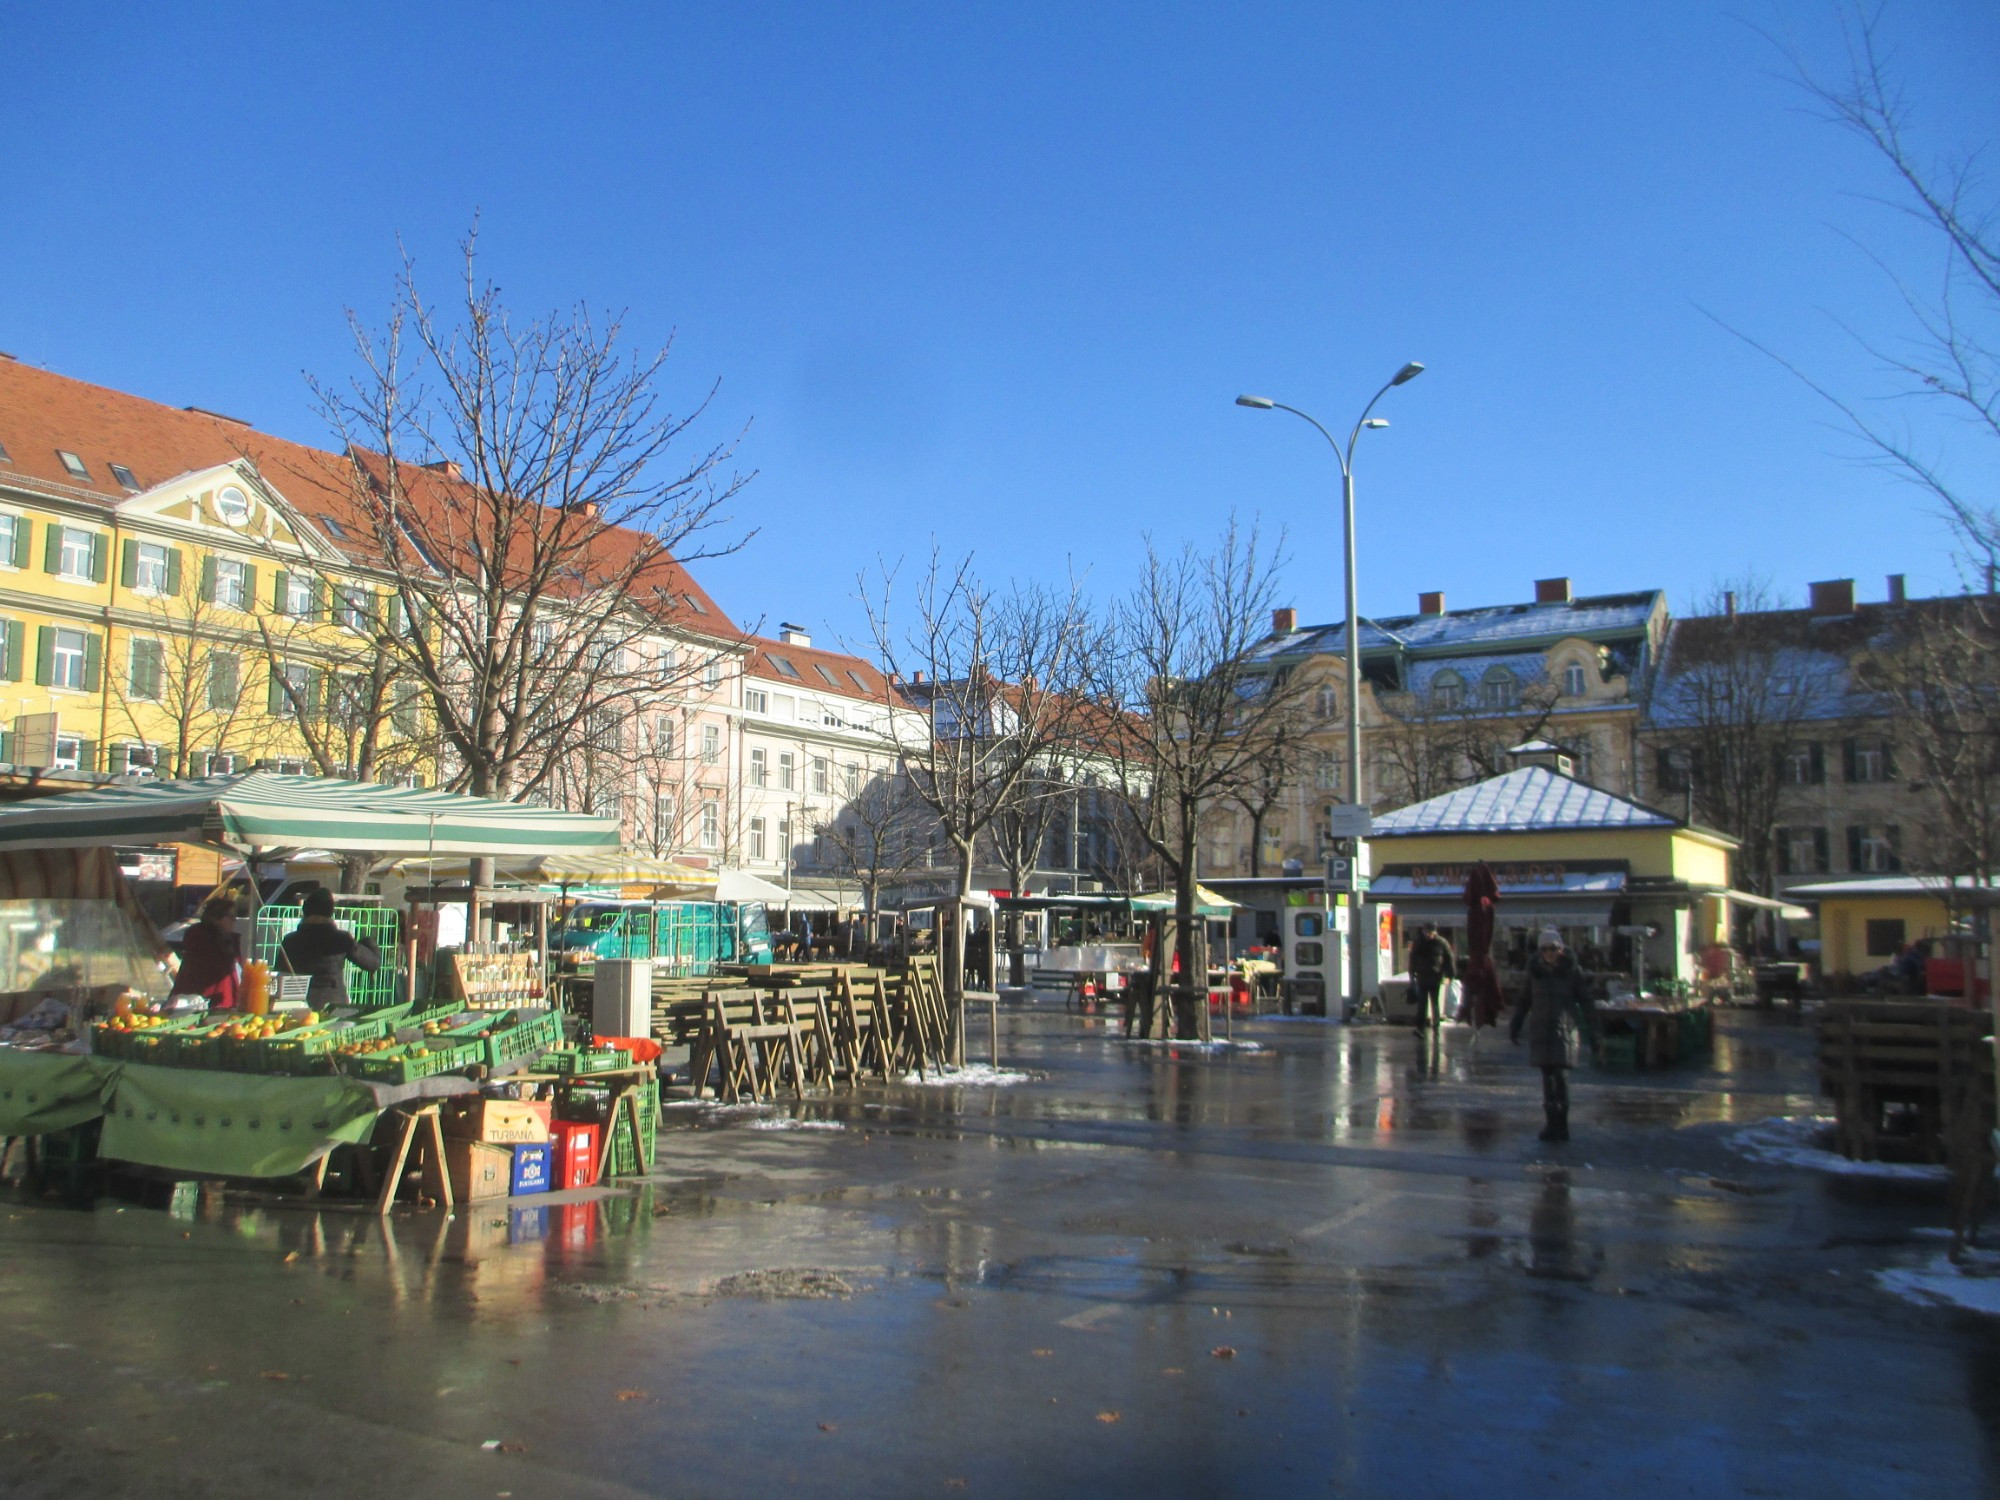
[1816,1000,1994,1164]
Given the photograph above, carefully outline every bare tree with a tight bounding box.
[1230,716,1310,875]
[861,549,1099,1036]
[305,231,751,877]
[1096,519,1305,1037]
[1371,670,1563,809]
[1863,598,2000,886]
[1647,580,1830,895]
[107,579,262,779]
[1741,9,1998,578]
[816,765,935,923]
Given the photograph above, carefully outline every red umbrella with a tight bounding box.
[1461,861,1505,1029]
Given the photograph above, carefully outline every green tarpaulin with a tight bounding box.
[100,1063,383,1179]
[0,1051,387,1179]
[0,1049,117,1136]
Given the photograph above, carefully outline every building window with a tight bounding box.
[1562,662,1586,697]
[392,681,421,735]
[109,463,139,491]
[1846,738,1893,784]
[1480,666,1519,710]
[56,450,89,480]
[1865,918,1907,958]
[1656,746,1692,794]
[282,572,315,617]
[749,816,767,860]
[701,724,720,765]
[0,515,19,567]
[779,751,795,790]
[1314,753,1339,791]
[52,734,85,771]
[112,742,156,773]
[57,527,97,581]
[213,558,248,610]
[1848,825,1902,874]
[700,798,720,849]
[1315,685,1338,718]
[1783,742,1823,786]
[812,756,829,795]
[207,651,241,711]
[745,688,768,714]
[845,762,860,798]
[704,656,722,689]
[273,663,311,719]
[1778,825,1829,876]
[50,628,89,690]
[749,747,767,787]
[336,584,373,632]
[1430,671,1463,711]
[133,543,171,594]
[127,638,164,701]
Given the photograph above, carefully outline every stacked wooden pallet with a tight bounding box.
[1817,999,1994,1164]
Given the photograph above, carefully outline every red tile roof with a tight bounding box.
[0,357,737,636]
[746,635,895,702]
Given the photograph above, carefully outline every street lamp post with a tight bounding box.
[1236,361,1425,1020]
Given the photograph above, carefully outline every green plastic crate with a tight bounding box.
[337,1039,483,1086]
[252,903,403,1008]
[1594,1033,1638,1071]
[482,1010,562,1072]
[545,1046,627,1076]
[606,1078,660,1176]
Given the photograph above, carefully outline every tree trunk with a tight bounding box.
[337,851,372,895]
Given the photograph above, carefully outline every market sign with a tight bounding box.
[1405,861,1621,890]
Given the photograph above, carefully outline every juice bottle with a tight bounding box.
[243,960,271,1015]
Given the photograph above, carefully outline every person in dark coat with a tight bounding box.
[1407,920,1457,1035]
[1509,926,1596,1142]
[279,889,382,1010]
[171,894,242,1009]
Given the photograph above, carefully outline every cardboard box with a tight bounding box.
[511,1142,551,1196]
[442,1097,551,1145]
[444,1138,513,1202]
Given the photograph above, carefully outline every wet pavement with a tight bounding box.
[0,1006,1995,1498]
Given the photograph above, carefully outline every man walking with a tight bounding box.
[1408,920,1457,1035]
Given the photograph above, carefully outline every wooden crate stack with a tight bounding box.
[1817,999,1994,1164]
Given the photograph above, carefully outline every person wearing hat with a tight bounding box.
[1407,920,1457,1035]
[1509,926,1596,1141]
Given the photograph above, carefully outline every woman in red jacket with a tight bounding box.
[171,895,243,1010]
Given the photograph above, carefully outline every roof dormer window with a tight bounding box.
[316,513,349,539]
[57,450,89,480]
[0,440,12,463]
[109,463,139,491]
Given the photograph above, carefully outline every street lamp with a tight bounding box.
[1236,361,1425,1020]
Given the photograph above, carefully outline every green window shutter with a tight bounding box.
[107,743,129,775]
[119,538,139,590]
[11,517,28,570]
[76,740,96,774]
[273,570,289,612]
[200,556,218,604]
[387,596,407,636]
[0,730,13,764]
[166,548,184,596]
[0,620,18,683]
[81,634,102,693]
[240,563,256,609]
[307,668,326,718]
[43,526,61,575]
[34,626,53,686]
[268,666,288,716]
[89,533,107,584]
[1808,741,1824,784]
[310,579,328,622]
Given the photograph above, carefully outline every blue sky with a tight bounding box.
[2,2,1994,650]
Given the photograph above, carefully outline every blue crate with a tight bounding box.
[510,1142,552,1196]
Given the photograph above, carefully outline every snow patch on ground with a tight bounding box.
[1727,1115,1950,1182]
[1878,1250,2000,1316]
[748,1117,845,1132]
[661,1100,779,1122]
[900,1064,1034,1087]
[1121,1037,1265,1054]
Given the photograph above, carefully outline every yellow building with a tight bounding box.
[0,359,433,786]
[1783,875,1982,982]
[1364,760,1743,985]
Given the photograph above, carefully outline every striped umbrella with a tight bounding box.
[0,772,621,857]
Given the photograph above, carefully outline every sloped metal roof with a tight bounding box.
[1371,766,1679,836]
[1255,593,1660,664]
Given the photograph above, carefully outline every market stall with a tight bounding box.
[0,774,634,1209]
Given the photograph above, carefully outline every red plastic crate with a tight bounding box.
[550,1121,600,1190]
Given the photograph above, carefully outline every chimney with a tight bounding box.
[1418,590,1445,616]
[1271,606,1297,634]
[1887,573,1907,605]
[1534,577,1573,605]
[1724,590,1738,620]
[425,458,464,481]
[911,669,925,685]
[778,622,812,647]
[1809,578,1856,617]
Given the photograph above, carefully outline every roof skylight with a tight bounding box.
[57,449,89,479]
[813,663,839,687]
[769,654,801,679]
[109,463,139,491]
[317,513,350,539]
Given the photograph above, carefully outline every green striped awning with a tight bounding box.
[0,773,621,857]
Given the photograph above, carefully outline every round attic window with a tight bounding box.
[215,485,251,525]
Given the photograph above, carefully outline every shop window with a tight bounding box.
[1865,919,1906,957]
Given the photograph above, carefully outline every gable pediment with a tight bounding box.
[114,462,336,560]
